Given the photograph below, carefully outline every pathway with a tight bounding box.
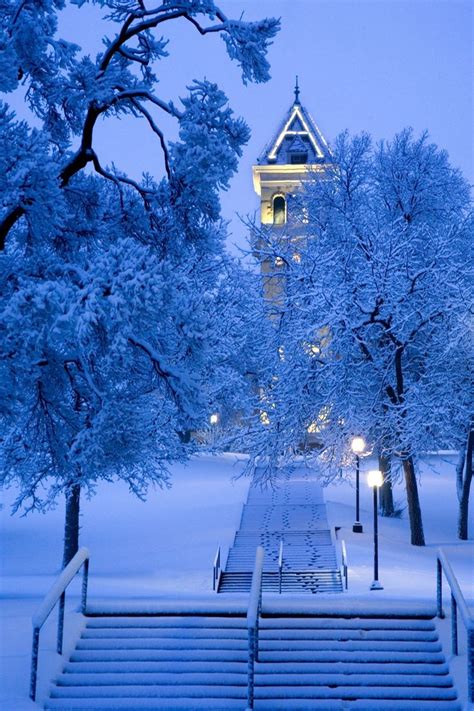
[218,465,343,593]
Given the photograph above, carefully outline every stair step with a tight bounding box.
[86,617,246,629]
[57,672,247,686]
[76,638,248,651]
[82,627,248,640]
[260,618,436,630]
[64,661,248,674]
[45,699,245,709]
[51,685,246,698]
[253,685,458,700]
[75,638,441,653]
[56,671,453,688]
[71,649,248,662]
[256,661,450,674]
[258,651,446,663]
[253,701,462,710]
[259,629,438,641]
[256,672,453,686]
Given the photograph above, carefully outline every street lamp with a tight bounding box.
[351,436,365,533]
[367,469,384,591]
[209,413,219,446]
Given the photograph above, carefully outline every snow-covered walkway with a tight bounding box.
[219,466,343,593]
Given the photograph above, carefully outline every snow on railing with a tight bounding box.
[437,547,474,704]
[278,539,283,594]
[334,526,349,590]
[246,546,264,710]
[341,539,348,590]
[212,545,221,591]
[30,547,90,701]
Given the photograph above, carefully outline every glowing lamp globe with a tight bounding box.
[367,470,384,488]
[351,436,366,454]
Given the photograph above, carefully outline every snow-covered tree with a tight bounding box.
[0,1,279,249]
[252,129,473,545]
[0,1,279,563]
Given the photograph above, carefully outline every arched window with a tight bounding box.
[273,194,286,225]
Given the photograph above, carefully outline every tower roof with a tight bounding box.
[258,83,331,166]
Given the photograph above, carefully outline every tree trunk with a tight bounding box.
[456,441,467,500]
[378,453,395,517]
[458,428,473,540]
[402,456,425,546]
[63,484,81,567]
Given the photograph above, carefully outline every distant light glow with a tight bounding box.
[307,406,330,434]
[260,411,270,426]
[367,470,384,488]
[351,436,366,454]
[210,413,219,425]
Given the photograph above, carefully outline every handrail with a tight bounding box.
[213,545,221,591]
[278,540,283,594]
[341,539,348,590]
[334,527,349,590]
[436,548,474,704]
[247,546,264,710]
[30,547,90,701]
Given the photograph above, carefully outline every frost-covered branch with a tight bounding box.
[0,0,279,248]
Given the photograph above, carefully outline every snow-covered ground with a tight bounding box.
[1,452,473,709]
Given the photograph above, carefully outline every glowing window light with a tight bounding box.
[260,411,270,426]
[210,413,219,425]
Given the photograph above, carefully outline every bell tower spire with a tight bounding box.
[294,75,300,105]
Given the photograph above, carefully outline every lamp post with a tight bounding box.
[351,436,365,533]
[209,413,219,446]
[367,469,384,591]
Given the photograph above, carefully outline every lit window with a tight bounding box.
[303,341,320,357]
[273,195,286,225]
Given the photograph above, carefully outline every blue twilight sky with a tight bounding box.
[12,0,474,250]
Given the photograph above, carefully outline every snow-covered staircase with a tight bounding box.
[254,606,460,709]
[45,602,461,710]
[45,612,248,710]
[219,466,343,594]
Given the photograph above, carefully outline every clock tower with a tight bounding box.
[252,78,332,229]
[253,80,332,306]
